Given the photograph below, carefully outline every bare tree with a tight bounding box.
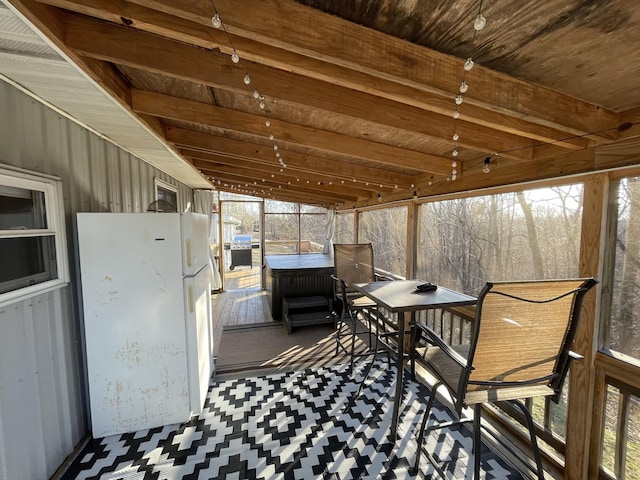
[517,191,545,279]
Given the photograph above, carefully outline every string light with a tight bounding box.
[464,58,475,71]
[474,14,487,31]
[447,1,487,183]
[483,156,491,173]
[210,1,437,199]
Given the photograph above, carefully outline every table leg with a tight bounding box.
[390,311,411,439]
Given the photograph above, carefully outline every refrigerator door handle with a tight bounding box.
[188,284,194,313]
[186,239,192,267]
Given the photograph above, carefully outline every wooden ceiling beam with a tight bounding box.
[131,89,452,175]
[34,0,602,150]
[62,12,540,161]
[192,160,363,202]
[165,127,416,189]
[185,150,378,198]
[125,0,619,143]
[207,173,340,207]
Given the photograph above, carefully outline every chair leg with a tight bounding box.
[410,381,442,476]
[473,404,482,479]
[409,326,418,381]
[334,308,346,356]
[510,400,545,480]
[349,311,357,373]
[341,330,385,416]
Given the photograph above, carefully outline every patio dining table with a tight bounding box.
[353,279,477,439]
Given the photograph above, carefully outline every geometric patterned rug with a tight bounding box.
[60,360,525,479]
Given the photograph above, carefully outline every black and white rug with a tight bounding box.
[61,360,525,479]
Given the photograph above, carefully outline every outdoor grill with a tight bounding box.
[229,234,252,270]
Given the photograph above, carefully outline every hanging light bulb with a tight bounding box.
[259,99,265,109]
[243,74,251,85]
[483,156,491,173]
[377,193,382,202]
[452,169,457,175]
[413,191,418,200]
[464,57,474,71]
[211,13,221,28]
[452,173,457,181]
[474,13,487,31]
[459,81,468,93]
[452,161,458,168]
[453,111,460,119]
[452,149,459,157]
[253,89,260,99]
[265,119,271,127]
[231,52,240,63]
[269,134,274,140]
[455,95,464,105]
[273,144,278,151]
[452,133,459,141]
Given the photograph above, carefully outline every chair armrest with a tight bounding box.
[551,350,584,404]
[411,322,469,369]
[568,350,584,361]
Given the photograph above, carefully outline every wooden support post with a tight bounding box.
[565,173,608,479]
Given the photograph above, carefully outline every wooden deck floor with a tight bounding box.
[210,286,273,360]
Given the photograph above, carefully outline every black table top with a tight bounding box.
[354,279,476,312]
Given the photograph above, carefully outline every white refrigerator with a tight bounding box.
[77,212,212,438]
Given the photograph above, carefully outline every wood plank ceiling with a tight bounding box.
[7,0,640,208]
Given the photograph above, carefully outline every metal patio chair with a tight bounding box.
[332,243,391,372]
[408,277,598,479]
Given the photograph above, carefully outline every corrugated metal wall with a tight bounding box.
[0,79,193,480]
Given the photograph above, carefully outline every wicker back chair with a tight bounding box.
[409,277,598,479]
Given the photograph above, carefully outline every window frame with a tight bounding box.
[0,165,69,305]
[154,177,178,212]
